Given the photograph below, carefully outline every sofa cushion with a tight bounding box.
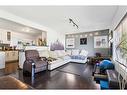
[79,50,88,56]
[55,50,67,57]
[61,50,68,56]
[59,55,71,60]
[70,55,86,60]
[38,50,49,58]
[71,50,79,55]
[71,55,77,59]
[66,50,72,55]
[34,60,47,68]
[49,58,63,64]
[49,51,58,59]
[78,55,86,60]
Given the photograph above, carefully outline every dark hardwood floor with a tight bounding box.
[0,62,18,76]
[0,62,100,89]
[5,62,18,74]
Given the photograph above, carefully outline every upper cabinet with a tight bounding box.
[0,29,11,44]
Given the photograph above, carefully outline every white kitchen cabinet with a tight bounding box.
[5,51,18,62]
[5,51,10,61]
[2,31,10,44]
[12,51,19,61]
[0,29,11,44]
[0,51,5,69]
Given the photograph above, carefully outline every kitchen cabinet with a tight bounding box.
[5,51,18,62]
[0,51,5,69]
[0,29,11,44]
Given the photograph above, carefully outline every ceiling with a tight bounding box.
[0,6,118,34]
[0,18,43,36]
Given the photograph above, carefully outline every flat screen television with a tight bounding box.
[80,38,87,45]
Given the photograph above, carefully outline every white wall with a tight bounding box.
[56,31,65,47]
[0,9,65,47]
[47,30,65,47]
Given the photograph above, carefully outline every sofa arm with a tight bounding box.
[23,59,35,72]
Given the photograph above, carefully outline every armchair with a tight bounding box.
[23,50,48,76]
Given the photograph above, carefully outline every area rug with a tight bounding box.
[57,62,88,76]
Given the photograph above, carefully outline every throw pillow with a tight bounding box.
[79,50,88,56]
[71,49,79,55]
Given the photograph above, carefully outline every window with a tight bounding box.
[114,14,127,67]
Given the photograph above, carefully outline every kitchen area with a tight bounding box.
[0,18,47,74]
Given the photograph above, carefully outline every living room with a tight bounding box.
[0,1,127,94]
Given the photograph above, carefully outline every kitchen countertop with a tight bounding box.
[0,50,19,51]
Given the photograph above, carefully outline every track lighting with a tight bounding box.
[69,18,79,29]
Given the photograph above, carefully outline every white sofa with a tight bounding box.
[38,49,88,70]
[69,49,88,63]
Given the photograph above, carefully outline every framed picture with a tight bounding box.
[66,38,75,48]
[80,38,87,45]
[94,36,108,48]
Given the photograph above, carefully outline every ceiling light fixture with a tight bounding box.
[94,32,99,35]
[22,27,31,33]
[85,34,88,37]
[69,18,79,29]
[89,33,93,36]
[80,35,83,37]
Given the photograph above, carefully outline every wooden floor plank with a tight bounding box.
[0,62,100,89]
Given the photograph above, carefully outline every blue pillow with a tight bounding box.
[99,60,114,70]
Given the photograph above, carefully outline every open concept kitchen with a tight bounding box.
[0,18,47,74]
[0,6,127,90]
